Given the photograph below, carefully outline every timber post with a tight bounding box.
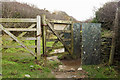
[109,2,120,65]
[42,15,47,58]
[70,19,74,54]
[35,15,41,59]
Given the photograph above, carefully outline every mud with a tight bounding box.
[48,48,87,78]
[52,59,86,78]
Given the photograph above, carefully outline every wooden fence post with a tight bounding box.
[36,15,41,59]
[109,2,119,65]
[42,15,46,56]
[71,21,74,54]
[0,27,2,79]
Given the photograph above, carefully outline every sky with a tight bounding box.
[14,0,113,21]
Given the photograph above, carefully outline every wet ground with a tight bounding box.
[54,59,86,78]
[47,48,87,78]
[47,56,87,78]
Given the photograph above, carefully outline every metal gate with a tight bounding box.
[64,23,101,65]
[82,23,101,65]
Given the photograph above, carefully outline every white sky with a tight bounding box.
[15,0,112,21]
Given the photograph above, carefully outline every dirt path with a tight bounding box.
[54,59,86,78]
[47,48,87,78]
[47,56,87,78]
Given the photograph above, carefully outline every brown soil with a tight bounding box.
[52,59,87,78]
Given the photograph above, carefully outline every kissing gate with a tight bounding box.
[0,15,101,65]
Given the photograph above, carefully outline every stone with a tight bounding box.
[77,67,82,71]
[47,56,60,62]
[25,74,30,78]
[30,65,34,68]
[59,65,66,70]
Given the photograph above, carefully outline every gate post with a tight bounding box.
[36,15,41,59]
[0,28,2,79]
[42,15,46,56]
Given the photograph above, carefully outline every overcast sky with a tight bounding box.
[15,0,112,21]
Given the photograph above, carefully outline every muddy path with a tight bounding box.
[47,56,87,78]
[47,48,87,78]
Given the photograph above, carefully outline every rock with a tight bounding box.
[30,65,34,68]
[70,68,75,71]
[97,66,100,68]
[59,65,66,70]
[71,68,75,70]
[47,56,60,62]
[71,75,76,78]
[77,67,82,71]
[25,74,30,78]
[66,68,75,72]
[67,70,75,72]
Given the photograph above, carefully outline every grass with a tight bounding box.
[2,52,58,78]
[1,30,120,79]
[81,29,119,78]
[82,65,119,78]
[1,36,61,79]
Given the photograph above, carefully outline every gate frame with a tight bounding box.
[41,15,74,57]
[0,15,41,59]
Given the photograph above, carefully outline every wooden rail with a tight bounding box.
[6,28,37,31]
[4,37,37,40]
[49,19,72,24]
[3,45,37,48]
[44,17,74,55]
[0,18,37,22]
[1,15,74,59]
[0,15,41,59]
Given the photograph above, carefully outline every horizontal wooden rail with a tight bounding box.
[46,46,64,50]
[46,39,71,42]
[5,28,37,31]
[0,18,37,22]
[48,19,73,24]
[47,30,71,33]
[3,37,37,40]
[20,37,37,40]
[55,30,71,33]
[47,52,69,57]
[3,45,36,48]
